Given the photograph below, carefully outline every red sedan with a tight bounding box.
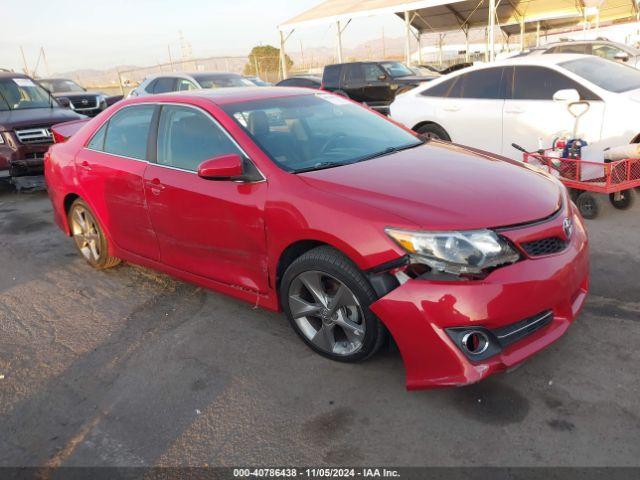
[45,88,589,389]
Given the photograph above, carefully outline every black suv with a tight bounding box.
[321,61,438,114]
[38,78,122,117]
[0,73,84,179]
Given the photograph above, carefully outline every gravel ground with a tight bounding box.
[0,183,638,467]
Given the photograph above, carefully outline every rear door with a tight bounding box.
[341,63,365,100]
[78,104,160,260]
[143,104,269,292]
[501,65,605,159]
[428,67,506,154]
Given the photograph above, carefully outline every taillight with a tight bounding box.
[52,130,68,143]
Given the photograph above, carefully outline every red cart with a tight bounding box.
[522,149,640,219]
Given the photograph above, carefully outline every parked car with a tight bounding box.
[438,62,473,75]
[46,87,588,389]
[38,78,123,117]
[391,54,640,157]
[276,75,322,89]
[321,61,438,114]
[523,38,640,68]
[0,72,83,179]
[127,72,254,98]
[244,76,272,86]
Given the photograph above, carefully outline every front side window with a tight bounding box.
[223,93,422,173]
[102,105,155,160]
[156,105,242,171]
[560,56,640,93]
[0,78,55,111]
[345,64,364,84]
[176,79,197,91]
[509,65,598,100]
[592,44,624,61]
[363,63,385,82]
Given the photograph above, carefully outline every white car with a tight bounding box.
[127,72,255,98]
[390,54,640,160]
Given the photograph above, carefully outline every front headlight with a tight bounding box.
[385,228,520,275]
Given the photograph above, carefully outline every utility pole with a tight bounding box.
[41,48,51,77]
[168,45,174,71]
[382,27,386,59]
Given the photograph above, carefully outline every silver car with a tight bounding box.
[127,72,255,98]
[522,38,640,68]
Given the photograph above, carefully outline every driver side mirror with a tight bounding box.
[378,74,387,81]
[614,51,630,62]
[552,88,580,103]
[57,97,71,108]
[197,154,244,180]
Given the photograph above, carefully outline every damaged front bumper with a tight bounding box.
[369,205,589,390]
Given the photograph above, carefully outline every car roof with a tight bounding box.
[455,53,590,71]
[134,86,316,106]
[0,72,29,79]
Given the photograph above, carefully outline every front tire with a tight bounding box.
[68,199,120,269]
[280,246,386,362]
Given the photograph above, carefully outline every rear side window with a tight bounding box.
[547,44,589,54]
[153,77,176,94]
[420,77,459,97]
[87,123,107,150]
[508,66,599,100]
[323,65,341,88]
[456,67,505,99]
[144,79,157,93]
[103,105,155,160]
[156,105,241,172]
[344,64,364,84]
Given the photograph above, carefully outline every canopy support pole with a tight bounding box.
[536,21,541,47]
[279,29,294,80]
[404,11,412,66]
[336,20,343,63]
[488,0,496,62]
[465,28,470,62]
[520,16,525,51]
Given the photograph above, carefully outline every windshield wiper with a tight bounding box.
[350,140,425,164]
[291,161,351,174]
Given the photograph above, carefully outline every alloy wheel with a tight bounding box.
[70,206,102,263]
[288,270,365,356]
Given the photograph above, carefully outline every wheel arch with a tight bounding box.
[412,120,448,134]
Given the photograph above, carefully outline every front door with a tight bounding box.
[143,104,269,293]
[77,104,160,260]
[502,65,605,160]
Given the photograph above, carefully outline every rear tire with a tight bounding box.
[280,246,386,363]
[415,123,451,141]
[68,199,120,269]
[609,189,635,210]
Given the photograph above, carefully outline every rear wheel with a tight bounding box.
[609,189,635,210]
[68,199,120,269]
[280,246,386,362]
[415,123,450,141]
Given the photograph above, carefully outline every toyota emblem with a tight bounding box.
[81,99,88,105]
[563,217,574,239]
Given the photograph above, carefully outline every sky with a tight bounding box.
[1,0,405,74]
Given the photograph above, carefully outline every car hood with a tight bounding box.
[0,108,84,131]
[298,142,562,230]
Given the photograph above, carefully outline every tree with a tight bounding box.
[243,45,293,82]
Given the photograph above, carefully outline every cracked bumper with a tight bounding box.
[370,207,589,390]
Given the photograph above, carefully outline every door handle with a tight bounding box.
[505,107,524,114]
[145,178,165,195]
[78,160,92,171]
[443,105,460,112]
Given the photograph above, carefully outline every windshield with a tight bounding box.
[560,57,640,93]
[39,79,85,93]
[380,61,414,78]
[222,93,422,173]
[193,74,255,89]
[0,78,55,110]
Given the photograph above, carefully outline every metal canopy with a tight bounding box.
[277,0,639,77]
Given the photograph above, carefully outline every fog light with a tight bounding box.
[461,331,489,355]
[445,327,501,361]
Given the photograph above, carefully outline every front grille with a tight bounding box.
[69,95,99,110]
[15,127,53,145]
[492,310,554,348]
[521,237,568,257]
